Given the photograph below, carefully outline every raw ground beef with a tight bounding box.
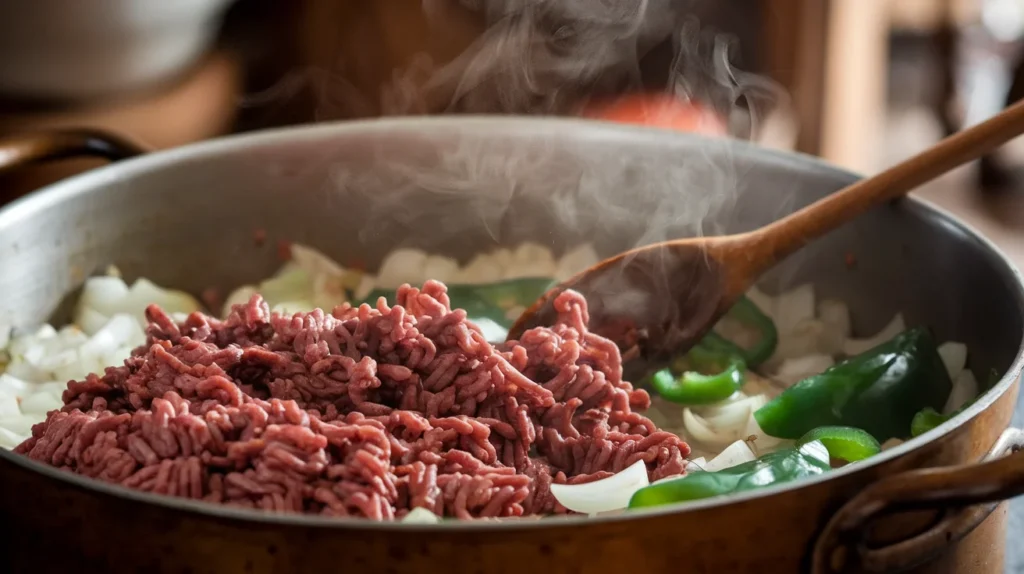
[15,281,689,519]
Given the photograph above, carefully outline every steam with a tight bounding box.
[246,1,799,346]
[275,0,797,255]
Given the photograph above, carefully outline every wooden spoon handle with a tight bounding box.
[740,97,1024,269]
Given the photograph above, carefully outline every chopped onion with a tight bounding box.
[684,457,707,473]
[549,459,650,514]
[0,426,25,450]
[880,438,904,451]
[701,395,767,432]
[704,440,756,472]
[817,299,852,337]
[508,243,557,279]
[843,314,905,356]
[290,244,346,278]
[556,244,600,281]
[944,370,978,414]
[754,284,815,334]
[18,391,62,415]
[402,507,442,524]
[222,286,258,315]
[937,342,968,380]
[455,253,504,284]
[0,414,36,436]
[0,390,19,418]
[772,354,835,386]
[772,319,827,360]
[0,374,29,395]
[422,255,460,284]
[683,407,739,446]
[376,248,429,289]
[472,317,509,343]
[742,413,787,452]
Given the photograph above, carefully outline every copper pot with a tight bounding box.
[0,119,1022,574]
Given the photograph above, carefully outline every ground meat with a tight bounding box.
[15,281,689,519]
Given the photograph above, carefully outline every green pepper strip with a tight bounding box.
[753,327,952,442]
[628,441,831,509]
[650,341,746,405]
[797,426,880,463]
[713,296,778,368]
[910,369,995,437]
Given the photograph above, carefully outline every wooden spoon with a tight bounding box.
[507,99,1024,359]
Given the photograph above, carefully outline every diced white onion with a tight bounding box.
[0,427,25,450]
[817,299,852,337]
[472,317,509,343]
[753,284,815,334]
[508,243,557,279]
[881,438,904,451]
[682,406,747,447]
[402,507,442,524]
[549,459,649,514]
[684,457,707,473]
[0,415,37,436]
[772,354,835,386]
[937,342,968,380]
[376,248,429,289]
[454,253,504,284]
[556,244,600,281]
[944,370,978,414]
[741,413,787,452]
[704,440,756,472]
[0,390,20,418]
[18,391,62,415]
[843,314,905,356]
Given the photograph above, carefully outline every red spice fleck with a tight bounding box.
[253,228,267,247]
[844,252,857,269]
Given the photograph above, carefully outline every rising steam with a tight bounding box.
[248,1,800,343]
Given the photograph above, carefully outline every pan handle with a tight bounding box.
[811,427,1024,573]
[0,129,146,175]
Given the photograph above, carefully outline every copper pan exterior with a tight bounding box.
[0,118,1022,573]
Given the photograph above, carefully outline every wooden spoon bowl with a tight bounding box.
[508,98,1024,359]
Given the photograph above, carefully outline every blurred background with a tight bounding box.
[0,0,1022,240]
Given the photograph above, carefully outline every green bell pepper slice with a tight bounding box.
[709,296,778,368]
[650,336,746,405]
[628,440,831,509]
[753,327,952,442]
[797,426,880,463]
[909,407,951,437]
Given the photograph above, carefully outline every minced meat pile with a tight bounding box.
[15,281,689,519]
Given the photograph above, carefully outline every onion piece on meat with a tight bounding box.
[944,369,978,414]
[685,457,707,473]
[937,342,968,380]
[550,459,650,514]
[402,507,442,524]
[704,440,757,472]
[843,314,906,356]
